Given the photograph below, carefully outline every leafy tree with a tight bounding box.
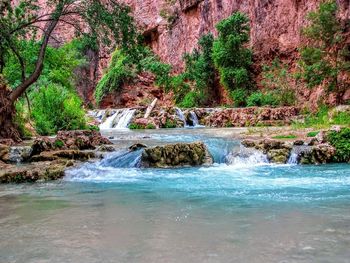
[0,0,137,141]
[299,0,350,101]
[181,33,216,106]
[212,12,253,98]
[31,84,86,135]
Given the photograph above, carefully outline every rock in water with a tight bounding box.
[141,142,213,168]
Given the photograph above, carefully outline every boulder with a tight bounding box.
[56,130,111,150]
[299,144,336,165]
[129,143,148,151]
[32,130,111,155]
[0,144,9,162]
[0,160,68,183]
[7,146,33,163]
[141,142,213,168]
[31,150,97,162]
[242,139,292,164]
[267,148,291,164]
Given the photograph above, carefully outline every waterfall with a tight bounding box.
[287,145,310,165]
[99,109,136,129]
[225,145,269,166]
[189,111,199,126]
[175,108,188,127]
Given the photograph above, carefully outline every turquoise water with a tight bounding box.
[1,129,350,262]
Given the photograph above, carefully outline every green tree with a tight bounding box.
[181,33,216,106]
[0,0,137,141]
[299,0,350,102]
[212,12,253,100]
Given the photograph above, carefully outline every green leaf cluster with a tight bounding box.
[212,12,252,94]
[31,84,86,135]
[327,128,350,162]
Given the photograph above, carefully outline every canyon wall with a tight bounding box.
[122,0,350,69]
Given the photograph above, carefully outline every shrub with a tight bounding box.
[14,101,32,138]
[145,123,156,129]
[246,91,279,107]
[178,91,199,108]
[129,123,144,129]
[327,128,350,162]
[261,58,297,106]
[230,88,248,107]
[212,12,252,93]
[31,84,86,135]
[164,119,177,128]
[95,49,136,104]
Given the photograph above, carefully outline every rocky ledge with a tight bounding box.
[0,130,114,183]
[241,127,349,165]
[140,142,213,168]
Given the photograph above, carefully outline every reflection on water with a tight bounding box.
[0,129,350,263]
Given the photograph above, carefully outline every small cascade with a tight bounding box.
[287,145,311,165]
[99,109,136,129]
[189,111,200,127]
[100,149,143,168]
[225,145,269,166]
[175,108,188,127]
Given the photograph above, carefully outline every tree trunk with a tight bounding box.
[0,79,21,143]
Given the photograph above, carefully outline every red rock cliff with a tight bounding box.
[122,0,349,69]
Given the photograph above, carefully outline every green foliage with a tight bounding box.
[14,100,31,138]
[261,58,297,106]
[95,49,136,103]
[246,91,279,107]
[272,134,297,139]
[129,123,144,130]
[230,88,248,107]
[87,125,100,131]
[212,12,252,96]
[164,119,177,128]
[327,128,350,162]
[31,84,86,135]
[3,39,85,89]
[145,123,156,129]
[307,131,320,137]
[293,105,350,129]
[299,0,349,94]
[178,91,200,108]
[54,140,64,148]
[141,55,173,90]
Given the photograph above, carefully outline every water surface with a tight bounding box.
[1,129,350,263]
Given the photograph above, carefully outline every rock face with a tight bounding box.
[122,0,349,69]
[204,107,299,127]
[141,142,213,168]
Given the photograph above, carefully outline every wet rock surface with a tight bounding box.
[0,130,112,183]
[141,142,213,168]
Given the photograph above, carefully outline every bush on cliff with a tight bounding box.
[261,58,297,106]
[95,49,136,104]
[246,91,279,107]
[299,0,349,102]
[327,128,350,162]
[32,84,86,135]
[212,12,253,100]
